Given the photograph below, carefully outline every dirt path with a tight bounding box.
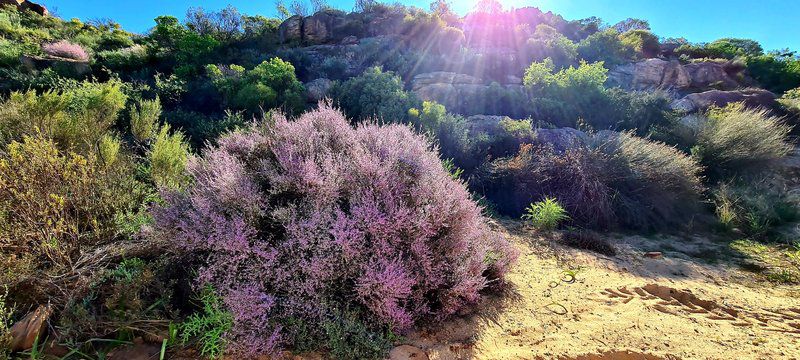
[399,221,800,360]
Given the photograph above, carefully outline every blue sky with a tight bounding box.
[39,0,799,51]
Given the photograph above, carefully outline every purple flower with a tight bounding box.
[149,103,518,355]
[42,40,89,61]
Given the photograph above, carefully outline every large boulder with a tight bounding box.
[671,89,777,113]
[412,72,528,114]
[411,72,483,91]
[535,127,589,152]
[0,0,48,16]
[278,15,303,43]
[302,10,346,44]
[608,59,741,92]
[465,115,511,136]
[607,59,690,91]
[20,54,90,76]
[684,62,738,90]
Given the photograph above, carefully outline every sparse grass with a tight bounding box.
[694,103,793,180]
[730,239,800,284]
[523,197,570,231]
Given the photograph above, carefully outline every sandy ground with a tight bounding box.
[398,220,800,360]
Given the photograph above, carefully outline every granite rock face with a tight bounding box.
[608,59,738,91]
[671,89,776,113]
[0,0,48,16]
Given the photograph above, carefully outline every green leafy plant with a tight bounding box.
[181,286,233,359]
[323,309,399,360]
[130,97,162,144]
[148,124,190,189]
[522,197,570,230]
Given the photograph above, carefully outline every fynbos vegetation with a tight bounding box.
[0,0,798,358]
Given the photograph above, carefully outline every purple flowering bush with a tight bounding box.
[151,104,517,357]
[42,40,89,61]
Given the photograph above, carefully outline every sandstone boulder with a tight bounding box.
[20,54,90,76]
[0,0,48,16]
[411,72,483,91]
[302,10,347,44]
[535,127,589,152]
[465,115,511,136]
[684,62,738,90]
[278,15,303,43]
[10,305,51,351]
[608,59,741,92]
[671,89,777,113]
[340,35,358,45]
[607,59,690,91]
[411,72,529,114]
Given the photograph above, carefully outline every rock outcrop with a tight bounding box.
[20,54,90,76]
[278,15,303,43]
[535,127,589,152]
[608,59,738,91]
[10,305,52,351]
[684,62,738,90]
[607,59,690,91]
[278,9,406,45]
[412,72,526,115]
[0,0,48,16]
[302,10,347,44]
[465,115,511,136]
[671,89,777,113]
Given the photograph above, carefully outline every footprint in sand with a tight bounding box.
[599,283,800,334]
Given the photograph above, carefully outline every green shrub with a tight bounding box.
[522,197,570,230]
[597,132,704,230]
[148,124,190,189]
[707,38,764,59]
[206,57,305,114]
[693,103,793,180]
[0,135,151,308]
[746,53,800,94]
[130,97,162,143]
[0,81,128,150]
[524,60,611,128]
[577,29,634,66]
[618,30,660,58]
[181,286,233,360]
[97,133,121,167]
[323,309,398,360]
[330,66,420,123]
[97,44,149,71]
[523,24,577,68]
